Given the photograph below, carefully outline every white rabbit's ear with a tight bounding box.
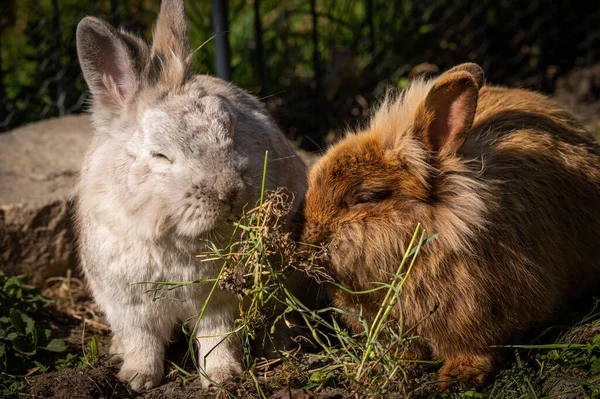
[76,17,148,109]
[413,69,481,155]
[152,0,189,61]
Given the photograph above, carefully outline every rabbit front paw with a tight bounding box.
[201,363,242,388]
[117,364,163,392]
[437,354,494,392]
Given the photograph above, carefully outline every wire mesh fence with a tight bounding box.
[1,0,599,149]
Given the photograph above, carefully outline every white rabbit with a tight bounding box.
[74,0,306,391]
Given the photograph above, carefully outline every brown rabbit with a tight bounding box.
[301,63,600,390]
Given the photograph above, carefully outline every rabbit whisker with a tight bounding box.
[304,135,325,152]
[258,90,286,101]
[246,154,299,179]
[185,34,217,64]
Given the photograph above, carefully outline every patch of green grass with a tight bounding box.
[55,335,101,371]
[480,319,600,399]
[0,271,68,398]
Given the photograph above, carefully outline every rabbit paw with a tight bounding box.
[201,364,241,388]
[117,365,163,392]
[437,354,493,392]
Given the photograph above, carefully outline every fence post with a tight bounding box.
[110,0,120,28]
[0,20,5,131]
[366,0,375,54]
[310,0,321,88]
[211,0,231,81]
[253,0,266,94]
[309,0,326,150]
[51,0,64,117]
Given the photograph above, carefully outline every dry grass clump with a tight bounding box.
[190,185,437,398]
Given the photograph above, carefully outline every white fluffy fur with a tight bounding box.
[75,1,306,392]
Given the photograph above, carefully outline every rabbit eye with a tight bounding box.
[346,190,391,210]
[151,152,172,163]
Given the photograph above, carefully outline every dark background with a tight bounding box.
[1,0,599,150]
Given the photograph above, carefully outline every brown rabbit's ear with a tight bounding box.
[413,70,480,154]
[152,0,189,61]
[77,17,148,108]
[440,63,485,88]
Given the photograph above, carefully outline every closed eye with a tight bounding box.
[345,190,391,210]
[151,152,173,163]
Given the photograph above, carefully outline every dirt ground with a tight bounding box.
[14,274,599,399]
[18,277,354,399]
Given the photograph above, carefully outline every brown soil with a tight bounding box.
[19,276,352,399]
[27,366,132,399]
[13,274,600,399]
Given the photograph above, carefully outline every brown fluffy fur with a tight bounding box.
[301,63,600,390]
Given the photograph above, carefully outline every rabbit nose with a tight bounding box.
[217,187,240,207]
[302,223,330,246]
[220,201,232,216]
[218,188,244,220]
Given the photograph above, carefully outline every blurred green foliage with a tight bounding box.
[0,0,598,148]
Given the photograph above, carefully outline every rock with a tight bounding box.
[553,65,600,133]
[0,115,93,286]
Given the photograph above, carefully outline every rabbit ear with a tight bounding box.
[152,0,189,61]
[413,69,481,154]
[441,63,485,88]
[76,17,148,109]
